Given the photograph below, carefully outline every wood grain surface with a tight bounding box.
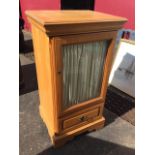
[26,10,127,147]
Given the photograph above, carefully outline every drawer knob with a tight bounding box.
[80,116,85,122]
[58,71,62,74]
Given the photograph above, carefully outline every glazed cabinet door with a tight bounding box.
[51,31,117,118]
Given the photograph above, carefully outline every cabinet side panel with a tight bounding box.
[31,25,55,137]
[100,32,117,115]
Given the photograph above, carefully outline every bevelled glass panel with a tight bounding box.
[62,40,110,109]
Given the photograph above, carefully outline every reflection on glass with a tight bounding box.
[62,40,110,109]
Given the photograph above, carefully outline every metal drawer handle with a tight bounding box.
[57,71,62,74]
[79,116,86,122]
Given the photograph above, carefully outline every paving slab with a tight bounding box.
[20,90,134,155]
[23,30,32,41]
[91,110,135,149]
[20,54,34,65]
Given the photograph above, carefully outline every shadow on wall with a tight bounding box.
[37,135,134,155]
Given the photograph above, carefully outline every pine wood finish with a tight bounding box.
[26,10,127,147]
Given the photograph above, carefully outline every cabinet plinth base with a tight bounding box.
[52,117,105,148]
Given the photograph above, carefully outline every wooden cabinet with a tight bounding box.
[26,10,127,147]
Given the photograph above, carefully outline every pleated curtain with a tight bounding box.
[62,40,110,109]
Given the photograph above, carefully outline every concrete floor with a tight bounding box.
[19,33,135,155]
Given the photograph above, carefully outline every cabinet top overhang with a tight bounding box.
[26,10,127,36]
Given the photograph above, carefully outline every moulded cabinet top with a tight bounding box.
[26,10,127,36]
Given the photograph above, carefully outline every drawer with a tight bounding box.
[63,108,99,129]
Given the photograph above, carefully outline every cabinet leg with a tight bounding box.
[88,123,104,132]
[51,117,105,148]
[52,135,74,148]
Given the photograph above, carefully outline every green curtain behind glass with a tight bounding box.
[62,40,110,109]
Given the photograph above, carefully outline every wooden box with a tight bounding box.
[26,10,127,147]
